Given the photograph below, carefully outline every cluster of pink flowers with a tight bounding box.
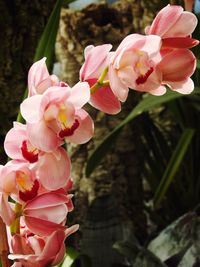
[0,4,198,267]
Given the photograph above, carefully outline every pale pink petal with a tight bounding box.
[109,67,129,102]
[35,147,71,190]
[4,123,27,160]
[24,192,70,210]
[24,216,66,236]
[44,86,70,103]
[28,58,49,96]
[68,82,90,108]
[0,193,15,225]
[167,78,194,94]
[80,44,112,80]
[118,66,137,89]
[65,109,94,144]
[148,5,183,37]
[24,204,68,224]
[39,230,65,265]
[141,35,162,56]
[113,34,145,68]
[149,85,167,96]
[36,77,52,95]
[90,83,121,114]
[20,95,49,123]
[158,49,196,82]
[27,121,62,152]
[164,11,198,37]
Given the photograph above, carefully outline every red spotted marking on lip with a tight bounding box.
[136,67,154,85]
[59,119,80,138]
[19,179,39,202]
[21,140,39,163]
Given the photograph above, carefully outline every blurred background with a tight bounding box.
[1,0,200,266]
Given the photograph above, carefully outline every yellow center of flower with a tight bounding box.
[16,171,33,192]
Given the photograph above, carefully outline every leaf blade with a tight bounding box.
[153,128,195,207]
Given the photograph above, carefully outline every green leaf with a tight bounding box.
[197,59,200,69]
[60,247,80,267]
[17,0,65,122]
[60,247,91,267]
[86,89,189,177]
[153,128,195,207]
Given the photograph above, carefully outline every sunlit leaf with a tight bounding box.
[60,247,91,267]
[153,128,195,207]
[60,247,80,267]
[148,212,198,262]
[86,89,193,177]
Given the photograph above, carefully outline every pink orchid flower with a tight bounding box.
[4,124,71,191]
[0,161,39,203]
[80,44,121,114]
[33,147,71,191]
[22,192,73,236]
[28,57,68,96]
[109,34,196,101]
[145,4,199,49]
[4,122,41,163]
[20,82,94,152]
[9,226,79,267]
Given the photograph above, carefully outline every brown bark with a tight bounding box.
[0,0,56,164]
[0,1,56,264]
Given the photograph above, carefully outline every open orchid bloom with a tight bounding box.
[145,4,199,49]
[0,161,39,203]
[20,82,94,151]
[80,44,121,114]
[22,192,73,236]
[108,34,196,101]
[9,226,79,267]
[4,122,40,163]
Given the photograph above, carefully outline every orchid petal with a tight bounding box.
[80,44,112,80]
[20,95,49,123]
[28,58,49,96]
[158,49,196,82]
[27,121,62,152]
[68,82,90,108]
[168,78,194,94]
[35,148,71,190]
[90,82,121,114]
[109,67,129,102]
[65,109,94,144]
[148,5,183,37]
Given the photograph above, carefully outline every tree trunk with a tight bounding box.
[0,0,56,163]
[56,1,169,266]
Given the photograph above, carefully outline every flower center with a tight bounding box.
[16,171,39,202]
[59,119,79,138]
[16,171,33,192]
[21,140,39,163]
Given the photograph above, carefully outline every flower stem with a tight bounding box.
[0,218,10,267]
[10,203,22,236]
[90,66,109,94]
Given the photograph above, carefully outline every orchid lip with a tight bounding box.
[136,67,154,85]
[59,119,80,139]
[21,140,39,163]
